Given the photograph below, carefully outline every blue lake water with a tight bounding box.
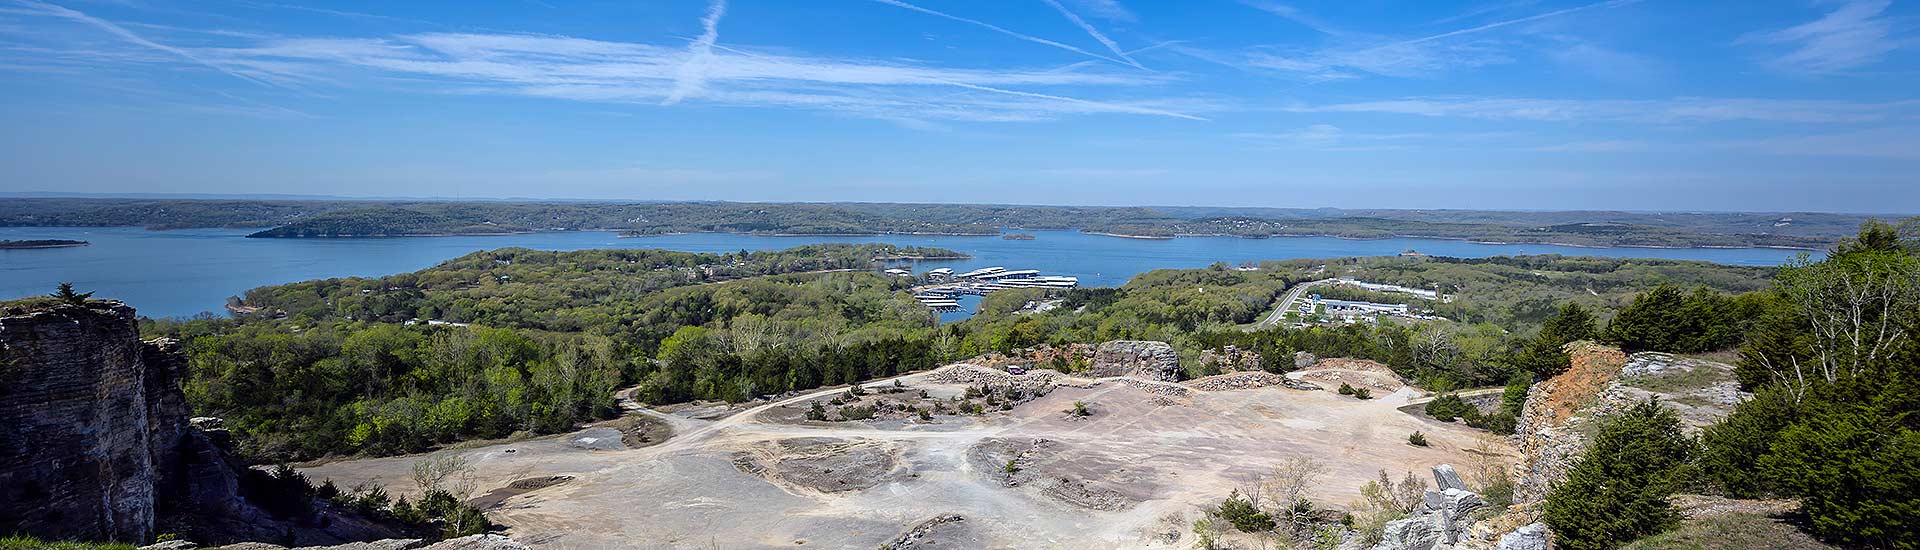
[0,227,1816,319]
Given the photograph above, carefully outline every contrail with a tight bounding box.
[16,0,277,86]
[1040,0,1145,70]
[666,0,727,105]
[869,0,1129,67]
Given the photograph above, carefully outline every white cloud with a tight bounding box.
[1742,0,1901,74]
[1234,0,1637,79]
[1063,0,1134,22]
[665,0,726,105]
[866,0,1128,67]
[1041,0,1144,70]
[1291,96,1919,124]
[196,31,1207,122]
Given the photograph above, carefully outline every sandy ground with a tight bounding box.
[301,368,1508,549]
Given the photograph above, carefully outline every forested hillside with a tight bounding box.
[0,197,1872,248]
[237,243,962,327]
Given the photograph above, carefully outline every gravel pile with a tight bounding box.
[1187,371,1320,392]
[926,364,1061,386]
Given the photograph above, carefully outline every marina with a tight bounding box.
[907,266,1079,312]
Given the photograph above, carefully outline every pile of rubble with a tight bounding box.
[888,514,966,548]
[139,535,527,550]
[1294,357,1406,392]
[1111,377,1192,397]
[926,364,1061,386]
[1185,371,1320,392]
[1195,345,1262,372]
[1087,340,1182,382]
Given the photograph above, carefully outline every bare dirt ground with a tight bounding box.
[301,366,1508,549]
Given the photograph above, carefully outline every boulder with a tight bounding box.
[1294,351,1318,369]
[1495,522,1550,550]
[1088,341,1181,382]
[1375,514,1445,550]
[1432,464,1468,492]
[139,541,199,550]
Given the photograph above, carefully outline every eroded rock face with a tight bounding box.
[1511,342,1628,504]
[0,302,178,542]
[1494,522,1549,550]
[0,301,431,547]
[1088,340,1181,382]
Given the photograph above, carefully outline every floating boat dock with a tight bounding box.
[903,266,1078,311]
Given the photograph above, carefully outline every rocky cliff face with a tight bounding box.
[1087,340,1181,381]
[0,300,432,546]
[0,301,184,542]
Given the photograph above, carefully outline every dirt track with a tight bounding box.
[301,367,1507,549]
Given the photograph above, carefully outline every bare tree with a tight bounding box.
[411,454,473,496]
[1770,252,1919,401]
[1360,469,1426,515]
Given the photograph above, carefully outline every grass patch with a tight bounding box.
[1621,364,1732,395]
[0,536,137,550]
[1622,513,1836,550]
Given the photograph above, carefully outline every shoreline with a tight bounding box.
[5,224,1821,252]
[620,230,1000,238]
[0,242,89,250]
[1081,230,1822,252]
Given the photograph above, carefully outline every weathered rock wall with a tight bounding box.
[1511,342,1628,504]
[0,301,175,542]
[1087,340,1181,381]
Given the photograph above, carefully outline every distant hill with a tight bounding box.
[3,197,1900,249]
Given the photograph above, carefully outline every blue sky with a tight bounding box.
[1,0,1916,212]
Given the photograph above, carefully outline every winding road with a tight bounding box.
[1253,277,1336,330]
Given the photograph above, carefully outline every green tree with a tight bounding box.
[1605,285,1688,353]
[1757,405,1920,548]
[51,282,93,305]
[1516,302,1595,377]
[1696,387,1799,498]
[1544,399,1694,550]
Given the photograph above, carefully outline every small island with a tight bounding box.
[0,239,88,249]
[1002,233,1036,240]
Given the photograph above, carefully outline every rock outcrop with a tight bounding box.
[1511,342,1628,504]
[1,300,475,547]
[1371,466,1491,550]
[1,301,188,542]
[1088,340,1181,381]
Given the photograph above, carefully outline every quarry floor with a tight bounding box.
[301,368,1508,549]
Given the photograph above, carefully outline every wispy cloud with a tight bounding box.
[1535,128,1920,160]
[1234,125,1517,150]
[1289,96,1920,124]
[665,0,725,104]
[1041,0,1143,69]
[197,31,1205,122]
[1234,0,1638,79]
[1741,0,1902,74]
[1063,0,1133,22]
[867,0,1128,67]
[1236,1,1344,36]
[1385,0,1640,49]
[14,0,277,85]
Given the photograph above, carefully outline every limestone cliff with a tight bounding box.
[0,300,425,546]
[1087,340,1182,381]
[0,300,183,541]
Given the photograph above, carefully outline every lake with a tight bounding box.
[0,226,1816,319]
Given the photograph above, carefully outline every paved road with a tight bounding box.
[1253,278,1336,330]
